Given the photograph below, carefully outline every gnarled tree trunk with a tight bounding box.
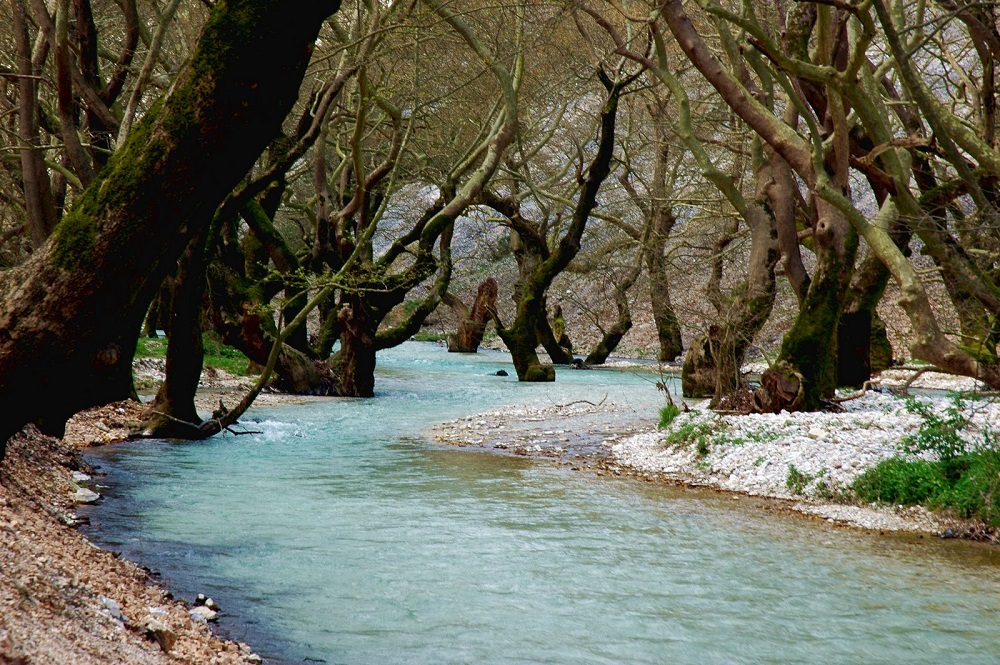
[446,276,497,352]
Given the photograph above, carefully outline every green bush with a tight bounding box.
[852,457,947,505]
[658,403,680,429]
[853,451,1000,526]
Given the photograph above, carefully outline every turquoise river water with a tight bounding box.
[83,342,1000,664]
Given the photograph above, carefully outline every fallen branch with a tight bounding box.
[832,379,883,403]
[553,394,608,408]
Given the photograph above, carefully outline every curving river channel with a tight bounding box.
[83,342,1000,664]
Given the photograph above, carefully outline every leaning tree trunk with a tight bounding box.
[585,251,644,365]
[0,0,339,455]
[497,74,624,381]
[446,276,498,352]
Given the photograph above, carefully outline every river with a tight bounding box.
[82,342,1000,664]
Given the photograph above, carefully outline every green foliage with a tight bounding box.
[901,394,970,460]
[658,403,680,429]
[853,451,1000,526]
[852,395,1000,525]
[786,465,812,495]
[135,334,251,377]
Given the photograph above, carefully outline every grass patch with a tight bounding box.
[135,333,252,376]
[658,403,680,429]
[135,337,167,358]
[786,465,813,495]
[664,419,716,458]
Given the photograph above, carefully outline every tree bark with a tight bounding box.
[140,231,209,437]
[446,277,497,352]
[0,0,340,455]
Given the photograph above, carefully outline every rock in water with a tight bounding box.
[74,488,100,504]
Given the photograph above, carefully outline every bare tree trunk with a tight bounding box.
[12,0,59,248]
[140,231,209,437]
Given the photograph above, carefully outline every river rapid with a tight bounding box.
[82,342,1000,664]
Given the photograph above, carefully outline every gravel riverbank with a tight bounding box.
[434,370,998,538]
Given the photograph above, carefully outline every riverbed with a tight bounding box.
[81,343,1000,664]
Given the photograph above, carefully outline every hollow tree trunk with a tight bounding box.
[0,0,340,455]
[446,276,497,352]
[756,202,857,412]
[837,221,910,387]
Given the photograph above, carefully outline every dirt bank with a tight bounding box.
[0,417,264,664]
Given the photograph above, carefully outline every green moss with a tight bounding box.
[51,210,101,268]
[524,364,555,382]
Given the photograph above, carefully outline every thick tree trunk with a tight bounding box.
[756,203,857,411]
[334,295,378,397]
[496,314,555,382]
[0,0,339,455]
[140,233,208,437]
[648,263,684,363]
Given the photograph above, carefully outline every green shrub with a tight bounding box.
[901,394,970,460]
[658,403,680,429]
[853,451,1000,526]
[852,457,947,505]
